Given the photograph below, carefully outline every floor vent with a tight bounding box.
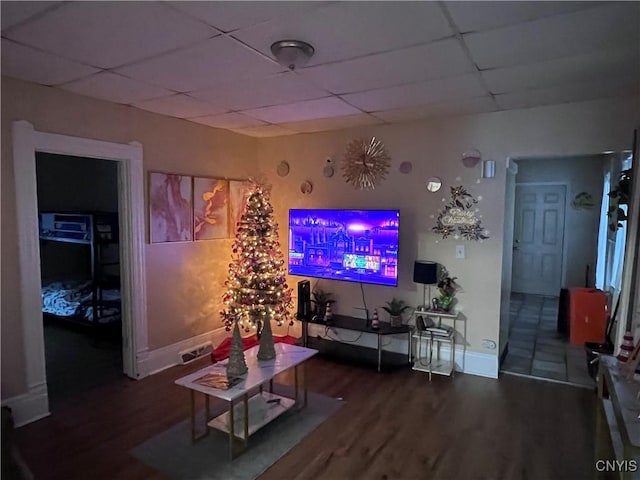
[179,342,213,364]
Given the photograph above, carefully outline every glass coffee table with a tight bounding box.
[175,342,317,459]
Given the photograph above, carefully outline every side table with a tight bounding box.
[411,310,459,381]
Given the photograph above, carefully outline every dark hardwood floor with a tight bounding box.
[14,355,609,480]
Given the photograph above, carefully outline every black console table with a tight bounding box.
[300,314,412,372]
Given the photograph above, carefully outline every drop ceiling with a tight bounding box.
[1,1,638,138]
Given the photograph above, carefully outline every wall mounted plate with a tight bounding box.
[426,176,442,192]
[399,161,412,174]
[276,161,290,177]
[462,149,481,168]
[323,165,334,178]
[300,180,313,195]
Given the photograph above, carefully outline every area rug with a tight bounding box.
[130,386,343,480]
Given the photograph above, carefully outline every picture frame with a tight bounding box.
[193,176,229,241]
[149,172,193,243]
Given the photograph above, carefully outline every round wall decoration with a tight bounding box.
[276,161,290,177]
[426,176,442,192]
[323,159,335,178]
[341,137,391,190]
[399,161,413,174]
[300,180,313,195]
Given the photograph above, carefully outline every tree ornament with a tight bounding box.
[226,318,248,377]
[371,308,380,329]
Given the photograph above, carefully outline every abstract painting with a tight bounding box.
[228,180,252,237]
[193,177,229,240]
[149,172,193,243]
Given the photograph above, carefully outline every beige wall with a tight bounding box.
[1,77,258,398]
[2,73,638,399]
[256,96,639,359]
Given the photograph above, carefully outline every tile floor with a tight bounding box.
[501,293,595,388]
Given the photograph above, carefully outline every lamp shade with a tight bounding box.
[413,261,438,285]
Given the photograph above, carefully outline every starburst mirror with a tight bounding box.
[341,137,391,190]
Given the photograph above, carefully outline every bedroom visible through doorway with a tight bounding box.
[36,153,124,411]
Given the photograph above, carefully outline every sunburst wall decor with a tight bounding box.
[341,137,391,190]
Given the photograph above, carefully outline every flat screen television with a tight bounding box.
[288,209,400,287]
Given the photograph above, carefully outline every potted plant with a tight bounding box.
[607,168,632,231]
[311,288,335,321]
[382,298,411,327]
[435,269,458,312]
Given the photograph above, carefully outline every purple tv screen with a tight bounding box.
[288,209,399,287]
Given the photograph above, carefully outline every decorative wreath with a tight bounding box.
[341,137,391,190]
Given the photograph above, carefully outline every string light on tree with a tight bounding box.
[221,182,294,338]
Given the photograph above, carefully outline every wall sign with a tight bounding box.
[433,185,489,241]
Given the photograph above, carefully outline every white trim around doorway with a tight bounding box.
[12,121,149,425]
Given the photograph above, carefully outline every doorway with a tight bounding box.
[12,122,147,423]
[37,153,125,410]
[501,155,607,387]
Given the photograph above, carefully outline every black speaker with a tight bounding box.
[296,280,311,321]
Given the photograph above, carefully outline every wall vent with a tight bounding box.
[179,342,213,364]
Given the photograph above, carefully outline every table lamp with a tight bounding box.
[413,261,438,310]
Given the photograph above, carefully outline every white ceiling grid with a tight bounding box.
[1,1,637,137]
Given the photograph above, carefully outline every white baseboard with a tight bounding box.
[458,349,499,379]
[310,324,499,379]
[137,327,229,377]
[417,341,499,379]
[1,382,50,427]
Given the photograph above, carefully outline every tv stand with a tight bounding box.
[300,314,411,372]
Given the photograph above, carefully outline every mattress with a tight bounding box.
[41,279,120,324]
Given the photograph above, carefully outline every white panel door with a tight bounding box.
[512,184,566,295]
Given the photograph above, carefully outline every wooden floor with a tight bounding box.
[14,355,609,480]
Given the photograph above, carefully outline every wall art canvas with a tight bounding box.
[229,180,252,237]
[149,172,193,243]
[193,177,229,240]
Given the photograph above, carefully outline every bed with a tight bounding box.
[41,279,121,324]
[39,212,121,326]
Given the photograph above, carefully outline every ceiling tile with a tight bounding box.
[132,94,227,118]
[1,39,99,86]
[60,72,173,105]
[189,72,329,111]
[241,97,362,124]
[116,36,281,93]
[372,96,498,123]
[167,1,327,33]
[495,76,640,110]
[188,112,267,129]
[445,1,601,33]
[1,1,61,31]
[482,47,640,95]
[233,2,453,67]
[464,3,640,69]
[5,2,217,69]
[280,114,383,133]
[299,38,475,95]
[342,74,487,112]
[230,125,298,138]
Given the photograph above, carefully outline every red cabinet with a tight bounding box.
[569,288,608,345]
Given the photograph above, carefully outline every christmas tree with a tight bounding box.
[221,183,293,344]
